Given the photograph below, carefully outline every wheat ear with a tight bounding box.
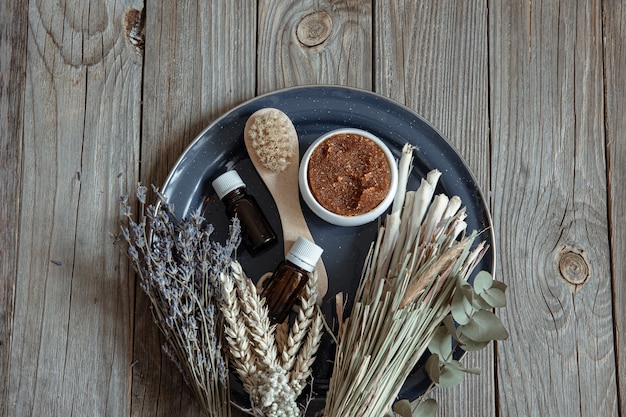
[289,306,324,395]
[219,269,256,391]
[275,320,290,354]
[231,262,278,372]
[281,271,319,372]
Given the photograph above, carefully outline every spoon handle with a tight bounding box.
[257,167,329,298]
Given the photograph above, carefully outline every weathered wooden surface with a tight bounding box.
[5,0,143,415]
[134,3,256,416]
[0,1,27,415]
[603,1,626,412]
[490,1,617,416]
[2,1,624,417]
[257,0,372,93]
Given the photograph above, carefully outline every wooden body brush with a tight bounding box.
[244,108,328,298]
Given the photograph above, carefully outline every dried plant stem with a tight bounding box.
[220,270,256,392]
[233,264,278,372]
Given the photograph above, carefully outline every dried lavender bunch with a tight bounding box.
[117,185,234,417]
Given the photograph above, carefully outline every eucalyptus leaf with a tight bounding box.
[480,287,507,308]
[436,364,465,387]
[471,295,493,310]
[473,271,493,294]
[393,400,413,417]
[442,315,458,339]
[490,280,508,292]
[451,290,472,325]
[441,359,465,371]
[443,360,482,375]
[463,367,482,375]
[457,333,490,351]
[457,278,475,300]
[425,353,441,383]
[463,292,475,315]
[458,310,509,342]
[428,326,452,359]
[413,399,438,417]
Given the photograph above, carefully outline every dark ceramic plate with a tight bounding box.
[161,85,494,414]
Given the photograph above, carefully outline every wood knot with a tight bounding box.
[124,8,145,55]
[557,248,589,285]
[296,11,332,47]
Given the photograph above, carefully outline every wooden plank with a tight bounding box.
[602,0,626,411]
[134,3,256,416]
[6,1,143,416]
[376,1,493,415]
[489,1,617,416]
[0,1,27,415]
[257,0,372,93]
[376,0,491,191]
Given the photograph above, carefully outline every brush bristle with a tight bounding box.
[247,109,296,172]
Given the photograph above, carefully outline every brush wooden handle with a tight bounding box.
[244,109,328,298]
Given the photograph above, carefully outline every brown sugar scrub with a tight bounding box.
[307,132,392,216]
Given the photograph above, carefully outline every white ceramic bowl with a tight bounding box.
[299,128,398,227]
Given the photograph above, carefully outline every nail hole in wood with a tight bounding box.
[296,11,332,47]
[558,247,590,285]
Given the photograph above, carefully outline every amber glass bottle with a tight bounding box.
[212,170,277,255]
[262,236,324,323]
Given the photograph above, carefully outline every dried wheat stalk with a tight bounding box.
[275,321,290,355]
[221,266,256,393]
[289,310,324,393]
[220,262,323,417]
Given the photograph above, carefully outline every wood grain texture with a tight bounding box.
[0,1,27,415]
[489,1,617,416]
[134,3,256,416]
[6,1,143,416]
[257,0,372,93]
[602,0,626,412]
[376,0,491,192]
[3,1,624,416]
[375,1,493,415]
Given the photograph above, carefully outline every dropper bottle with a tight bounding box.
[212,170,277,255]
[262,236,324,323]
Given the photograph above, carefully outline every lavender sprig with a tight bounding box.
[117,185,235,417]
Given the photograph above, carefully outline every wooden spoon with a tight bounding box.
[244,108,328,298]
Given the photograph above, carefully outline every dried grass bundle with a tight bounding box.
[323,145,489,417]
